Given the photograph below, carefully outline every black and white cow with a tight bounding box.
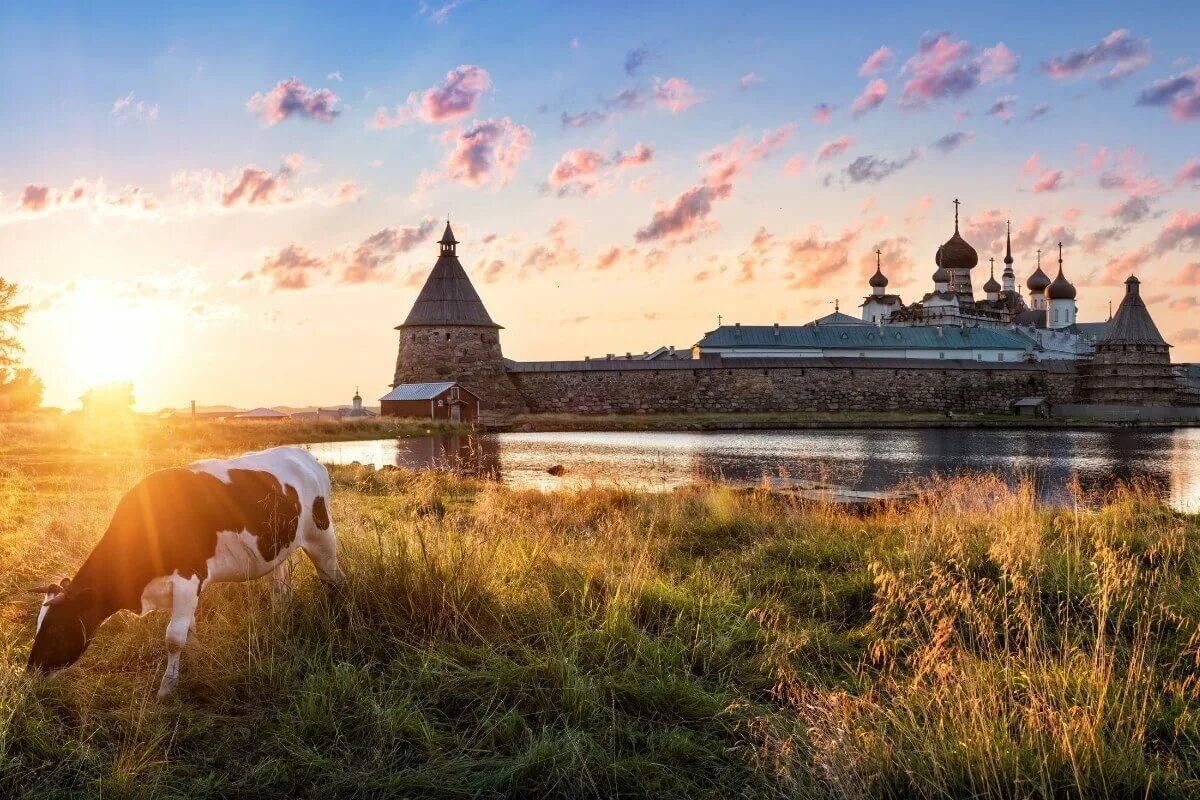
[28,446,339,697]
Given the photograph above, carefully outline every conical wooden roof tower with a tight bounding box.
[399,222,500,329]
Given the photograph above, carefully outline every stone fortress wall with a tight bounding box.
[504,357,1080,415]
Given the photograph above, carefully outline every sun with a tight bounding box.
[59,296,157,391]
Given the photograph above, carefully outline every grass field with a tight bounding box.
[1,420,1200,797]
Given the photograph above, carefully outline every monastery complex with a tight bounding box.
[388,206,1198,419]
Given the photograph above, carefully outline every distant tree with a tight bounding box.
[0,277,43,413]
[80,382,136,416]
[0,368,44,413]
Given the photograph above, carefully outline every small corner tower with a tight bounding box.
[391,221,527,414]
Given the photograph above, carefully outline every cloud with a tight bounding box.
[784,155,806,175]
[859,46,896,77]
[419,0,465,24]
[592,245,638,272]
[931,131,973,153]
[811,103,833,124]
[1027,103,1050,121]
[1041,29,1151,84]
[559,87,646,129]
[985,95,1016,120]
[6,179,158,221]
[442,118,533,188]
[372,65,491,127]
[899,32,1018,109]
[341,219,439,284]
[634,125,793,244]
[546,143,652,196]
[519,218,580,274]
[653,77,702,113]
[842,151,918,184]
[1177,158,1200,187]
[851,79,888,117]
[736,227,776,283]
[167,154,358,212]
[1106,195,1152,224]
[1032,170,1065,193]
[246,78,340,126]
[1095,147,1164,196]
[1155,210,1200,254]
[111,92,158,123]
[815,135,854,162]
[327,71,343,82]
[246,217,437,290]
[253,245,327,290]
[1172,262,1200,285]
[736,72,765,91]
[1136,67,1200,121]
[784,226,859,288]
[624,46,650,76]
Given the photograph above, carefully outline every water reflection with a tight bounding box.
[301,428,1200,510]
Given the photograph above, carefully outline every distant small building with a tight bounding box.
[1011,397,1050,418]
[341,388,377,420]
[380,382,479,423]
[234,407,290,420]
[584,346,692,362]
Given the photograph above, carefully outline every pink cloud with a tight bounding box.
[442,118,533,188]
[1032,170,1065,193]
[634,125,792,244]
[593,245,638,271]
[653,77,702,114]
[811,103,833,124]
[899,33,1018,109]
[1175,157,1200,187]
[1041,29,1151,84]
[255,245,327,290]
[785,226,859,288]
[373,65,491,128]
[341,219,438,284]
[546,143,653,196]
[851,79,888,117]
[19,185,50,212]
[247,78,340,126]
[1172,262,1200,285]
[736,227,776,283]
[1137,67,1200,121]
[859,46,895,77]
[816,135,854,162]
[784,155,806,175]
[736,72,765,91]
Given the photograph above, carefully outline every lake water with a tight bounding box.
[302,428,1200,510]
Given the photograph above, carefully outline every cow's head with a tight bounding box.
[27,578,100,673]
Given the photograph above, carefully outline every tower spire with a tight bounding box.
[953,198,960,230]
[1004,220,1013,265]
[438,220,459,256]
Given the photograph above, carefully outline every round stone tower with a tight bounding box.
[392,222,528,414]
[1085,275,1175,405]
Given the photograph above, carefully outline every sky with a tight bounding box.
[2,1,1199,410]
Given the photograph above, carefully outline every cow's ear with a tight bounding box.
[59,577,71,590]
[29,584,60,595]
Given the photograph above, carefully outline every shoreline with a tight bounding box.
[487,411,1200,433]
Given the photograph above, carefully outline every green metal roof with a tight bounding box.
[696,325,1035,351]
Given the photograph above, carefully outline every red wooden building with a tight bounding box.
[379,381,479,423]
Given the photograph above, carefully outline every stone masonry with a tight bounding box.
[393,326,527,414]
[506,357,1079,415]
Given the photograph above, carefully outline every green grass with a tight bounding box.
[1,436,1199,797]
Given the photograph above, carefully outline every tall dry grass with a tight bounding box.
[0,452,1197,798]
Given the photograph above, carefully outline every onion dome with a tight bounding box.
[1046,243,1076,300]
[1003,220,1014,266]
[869,249,888,288]
[1027,249,1051,292]
[938,199,979,272]
[983,259,1001,293]
[932,246,951,285]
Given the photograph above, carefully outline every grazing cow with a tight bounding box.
[28,446,339,697]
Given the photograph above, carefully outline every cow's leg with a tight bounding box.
[270,560,293,604]
[158,576,201,698]
[302,530,342,586]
